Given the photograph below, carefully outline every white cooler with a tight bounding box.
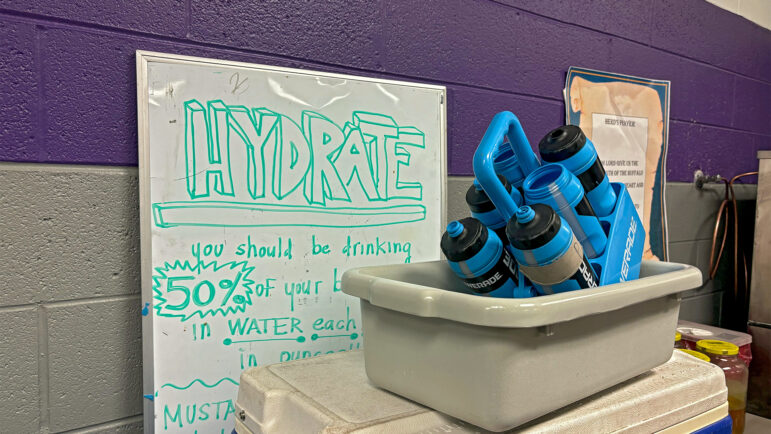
[234,350,728,433]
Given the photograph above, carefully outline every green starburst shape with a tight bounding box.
[152,260,256,322]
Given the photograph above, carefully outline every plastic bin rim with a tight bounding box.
[342,260,702,328]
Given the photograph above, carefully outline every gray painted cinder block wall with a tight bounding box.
[665,181,757,325]
[0,163,143,433]
[0,163,757,432]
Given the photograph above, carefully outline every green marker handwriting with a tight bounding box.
[155,101,428,229]
[284,279,324,312]
[227,316,303,336]
[223,335,306,345]
[279,341,361,362]
[341,235,412,263]
[311,332,359,341]
[153,201,426,228]
[163,398,236,430]
[153,259,258,322]
[160,377,238,390]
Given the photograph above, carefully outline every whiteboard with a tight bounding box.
[136,51,446,433]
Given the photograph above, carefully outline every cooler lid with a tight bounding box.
[234,350,727,434]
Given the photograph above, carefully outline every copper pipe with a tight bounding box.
[728,171,758,301]
[708,178,730,279]
[742,250,749,308]
[709,199,729,279]
[729,182,738,299]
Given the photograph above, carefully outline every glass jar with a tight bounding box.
[674,331,685,349]
[696,339,748,434]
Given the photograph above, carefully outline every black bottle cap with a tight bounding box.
[539,125,587,162]
[441,217,489,262]
[505,204,561,250]
[465,174,511,213]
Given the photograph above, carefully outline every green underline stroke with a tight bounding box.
[160,377,239,390]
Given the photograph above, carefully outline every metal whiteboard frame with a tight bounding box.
[136,50,447,433]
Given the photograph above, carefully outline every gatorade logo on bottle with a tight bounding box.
[574,257,598,288]
[441,217,519,297]
[463,248,518,291]
[620,218,638,282]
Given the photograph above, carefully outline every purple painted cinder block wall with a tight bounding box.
[1,0,769,181]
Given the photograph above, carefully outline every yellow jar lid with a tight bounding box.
[696,339,739,356]
[675,331,681,342]
[678,349,711,362]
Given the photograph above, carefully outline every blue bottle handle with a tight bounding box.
[472,111,541,221]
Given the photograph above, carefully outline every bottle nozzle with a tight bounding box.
[516,206,535,224]
[472,178,483,191]
[446,221,464,237]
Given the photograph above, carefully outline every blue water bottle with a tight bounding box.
[538,125,617,217]
[493,141,526,190]
[441,217,518,298]
[506,205,599,294]
[466,175,523,244]
[522,164,607,258]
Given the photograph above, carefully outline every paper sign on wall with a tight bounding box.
[565,67,670,261]
[137,52,446,433]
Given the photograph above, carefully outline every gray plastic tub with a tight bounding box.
[342,260,702,432]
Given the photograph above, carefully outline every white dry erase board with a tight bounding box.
[136,51,446,433]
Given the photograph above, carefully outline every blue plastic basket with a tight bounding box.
[472,111,645,293]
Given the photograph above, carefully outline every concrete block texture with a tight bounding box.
[188,0,382,70]
[0,19,37,162]
[447,176,474,224]
[0,0,187,37]
[448,88,563,175]
[0,163,140,305]
[1,0,770,183]
[497,0,654,43]
[732,78,771,135]
[41,28,145,165]
[382,0,611,101]
[46,296,142,432]
[2,2,769,181]
[668,122,767,182]
[668,239,718,297]
[665,182,757,243]
[651,0,770,81]
[0,306,39,433]
[669,240,712,280]
[35,26,323,166]
[679,291,724,326]
[70,416,143,434]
